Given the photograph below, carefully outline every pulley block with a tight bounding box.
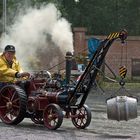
[119,66,127,79]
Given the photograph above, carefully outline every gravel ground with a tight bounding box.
[0,87,140,140]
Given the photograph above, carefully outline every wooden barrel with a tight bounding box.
[107,96,137,121]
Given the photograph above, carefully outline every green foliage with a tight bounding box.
[0,0,140,35]
[62,0,140,35]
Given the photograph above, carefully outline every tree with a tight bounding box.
[0,0,140,35]
[60,0,140,35]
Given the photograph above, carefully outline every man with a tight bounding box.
[0,45,30,88]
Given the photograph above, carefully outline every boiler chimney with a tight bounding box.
[65,51,72,85]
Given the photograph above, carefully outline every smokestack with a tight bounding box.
[65,51,72,85]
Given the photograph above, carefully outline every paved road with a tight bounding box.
[0,89,140,140]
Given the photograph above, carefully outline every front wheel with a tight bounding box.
[71,104,92,129]
[43,104,63,130]
[0,85,27,125]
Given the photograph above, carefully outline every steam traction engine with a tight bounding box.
[0,30,128,130]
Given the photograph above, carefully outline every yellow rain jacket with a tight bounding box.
[0,53,23,83]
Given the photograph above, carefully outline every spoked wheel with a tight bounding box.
[31,113,44,124]
[0,85,27,125]
[31,117,44,124]
[27,98,44,124]
[43,104,63,130]
[71,104,92,129]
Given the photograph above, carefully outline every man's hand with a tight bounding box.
[16,72,30,78]
[20,72,30,78]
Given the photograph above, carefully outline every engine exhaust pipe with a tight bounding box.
[65,51,72,85]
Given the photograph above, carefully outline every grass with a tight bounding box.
[100,81,140,90]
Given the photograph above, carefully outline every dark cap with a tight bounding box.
[4,45,16,53]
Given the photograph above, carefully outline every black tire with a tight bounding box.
[0,85,27,125]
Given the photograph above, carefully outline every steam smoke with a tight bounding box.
[0,3,73,71]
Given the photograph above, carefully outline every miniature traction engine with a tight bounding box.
[0,30,132,130]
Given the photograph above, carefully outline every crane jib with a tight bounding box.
[68,30,128,108]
